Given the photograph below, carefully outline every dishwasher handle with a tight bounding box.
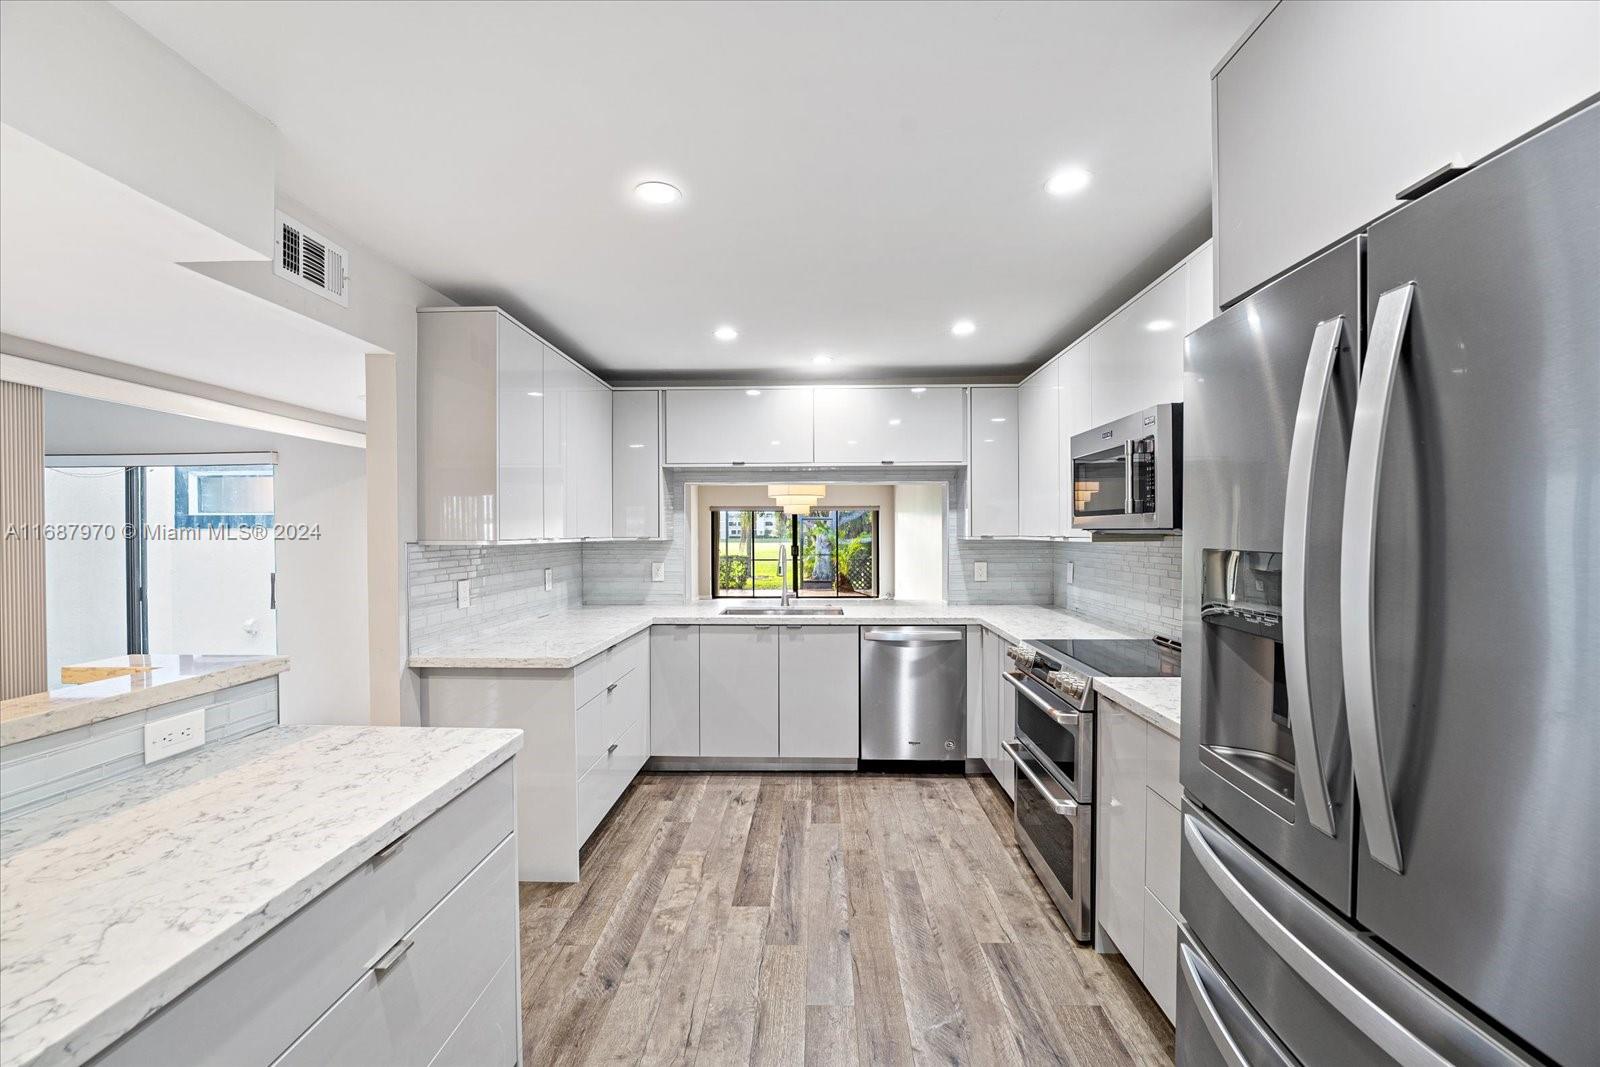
[862,628,965,643]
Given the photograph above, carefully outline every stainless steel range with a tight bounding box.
[1001,636,1180,941]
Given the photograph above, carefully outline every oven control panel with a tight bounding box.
[1006,644,1038,669]
[1044,669,1089,703]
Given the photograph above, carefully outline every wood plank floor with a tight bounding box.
[518,772,1174,1066]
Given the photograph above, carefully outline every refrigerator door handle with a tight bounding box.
[1282,314,1346,837]
[1340,282,1415,874]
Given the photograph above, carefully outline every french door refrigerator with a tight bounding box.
[1178,100,1598,1067]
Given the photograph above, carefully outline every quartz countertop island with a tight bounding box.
[0,724,522,1067]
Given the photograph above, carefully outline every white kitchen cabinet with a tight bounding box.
[1056,340,1092,537]
[980,628,1015,798]
[1213,2,1597,306]
[778,625,859,758]
[613,390,663,538]
[649,625,699,756]
[663,388,814,465]
[1017,358,1061,537]
[1141,888,1179,1022]
[812,386,966,465]
[1088,265,1187,426]
[495,315,544,540]
[698,625,780,757]
[543,346,612,538]
[1096,696,1147,975]
[1184,241,1215,336]
[967,388,1019,536]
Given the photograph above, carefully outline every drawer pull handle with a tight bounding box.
[606,682,619,693]
[607,742,619,756]
[372,938,414,976]
[373,832,410,862]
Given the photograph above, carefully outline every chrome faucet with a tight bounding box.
[778,547,792,609]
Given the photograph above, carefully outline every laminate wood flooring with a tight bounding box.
[518,772,1174,1066]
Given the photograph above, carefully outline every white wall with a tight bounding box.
[42,467,126,684]
[43,392,368,726]
[893,483,947,602]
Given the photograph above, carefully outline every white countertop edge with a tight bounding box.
[1093,677,1182,738]
[1,727,522,1067]
[0,657,291,747]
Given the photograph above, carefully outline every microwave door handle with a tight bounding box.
[1340,282,1415,874]
[1281,315,1345,837]
[1123,440,1135,514]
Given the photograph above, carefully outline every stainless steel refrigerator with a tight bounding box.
[1177,100,1599,1067]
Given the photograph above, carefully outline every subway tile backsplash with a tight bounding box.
[407,542,582,649]
[1053,534,1182,640]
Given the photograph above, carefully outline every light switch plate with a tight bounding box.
[544,568,553,591]
[457,578,471,608]
[651,562,666,582]
[974,561,988,582]
[144,708,207,763]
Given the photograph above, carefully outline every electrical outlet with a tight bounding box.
[544,568,553,591]
[457,578,471,608]
[974,561,988,582]
[1066,561,1076,584]
[144,708,207,763]
[651,562,666,582]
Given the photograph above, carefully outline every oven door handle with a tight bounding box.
[1002,672,1080,727]
[1003,740,1078,815]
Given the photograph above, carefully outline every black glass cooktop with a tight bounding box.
[1032,638,1180,678]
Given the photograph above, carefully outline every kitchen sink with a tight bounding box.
[718,605,846,617]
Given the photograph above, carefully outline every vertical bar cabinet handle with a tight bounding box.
[1340,282,1415,874]
[1281,315,1345,837]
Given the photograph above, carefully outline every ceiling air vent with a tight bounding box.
[274,211,349,307]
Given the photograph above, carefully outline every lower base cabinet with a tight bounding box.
[698,625,780,756]
[979,628,1015,798]
[778,625,859,758]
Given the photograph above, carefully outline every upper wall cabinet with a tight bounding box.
[612,390,663,538]
[1017,358,1060,537]
[812,386,966,465]
[1056,340,1091,537]
[1213,2,1598,306]
[1087,266,1187,425]
[543,347,611,539]
[968,387,1018,536]
[663,388,814,465]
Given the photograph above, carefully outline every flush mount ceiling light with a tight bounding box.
[813,353,833,366]
[1145,319,1175,332]
[990,416,1007,423]
[627,443,644,449]
[713,325,738,342]
[951,318,977,337]
[910,387,927,394]
[888,418,903,426]
[1045,166,1092,197]
[527,391,543,397]
[745,389,762,396]
[634,180,682,205]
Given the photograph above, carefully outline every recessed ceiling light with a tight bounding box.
[951,319,977,337]
[888,419,902,426]
[1045,166,1092,197]
[746,389,762,396]
[983,438,995,444]
[627,443,644,449]
[813,353,833,366]
[990,416,1007,423]
[847,439,858,446]
[911,387,927,394]
[770,440,781,446]
[634,180,682,205]
[1145,319,1175,332]
[527,391,543,397]
[713,325,738,342]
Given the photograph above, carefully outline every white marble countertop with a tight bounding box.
[0,724,522,1067]
[0,654,290,747]
[407,601,1136,669]
[1094,676,1182,738]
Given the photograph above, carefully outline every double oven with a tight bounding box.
[1002,637,1180,942]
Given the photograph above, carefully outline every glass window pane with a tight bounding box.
[834,508,876,597]
[714,509,753,597]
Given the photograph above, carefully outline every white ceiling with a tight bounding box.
[0,125,375,419]
[114,0,1264,383]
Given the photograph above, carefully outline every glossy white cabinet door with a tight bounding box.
[1056,340,1092,536]
[496,316,544,541]
[1096,701,1147,973]
[778,626,859,758]
[1141,889,1179,1023]
[570,367,612,538]
[1184,242,1215,337]
[812,386,966,464]
[968,388,1018,536]
[540,345,583,538]
[698,625,779,756]
[1214,2,1598,306]
[1088,266,1187,426]
[1017,359,1061,537]
[417,309,499,541]
[992,630,1016,799]
[649,625,699,756]
[612,390,662,538]
[663,388,814,465]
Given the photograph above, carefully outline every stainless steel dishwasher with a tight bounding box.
[859,626,967,760]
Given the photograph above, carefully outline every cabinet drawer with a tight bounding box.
[1141,889,1179,1023]
[576,668,647,777]
[574,631,650,710]
[430,952,519,1067]
[577,716,646,843]
[1145,788,1181,915]
[273,836,518,1066]
[96,763,515,1067]
[1147,725,1180,808]
[610,630,649,685]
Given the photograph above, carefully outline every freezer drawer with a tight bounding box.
[1176,924,1297,1067]
[1179,803,1537,1067]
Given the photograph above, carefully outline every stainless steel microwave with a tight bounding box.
[1068,403,1182,531]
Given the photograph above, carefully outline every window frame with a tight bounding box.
[709,506,880,599]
